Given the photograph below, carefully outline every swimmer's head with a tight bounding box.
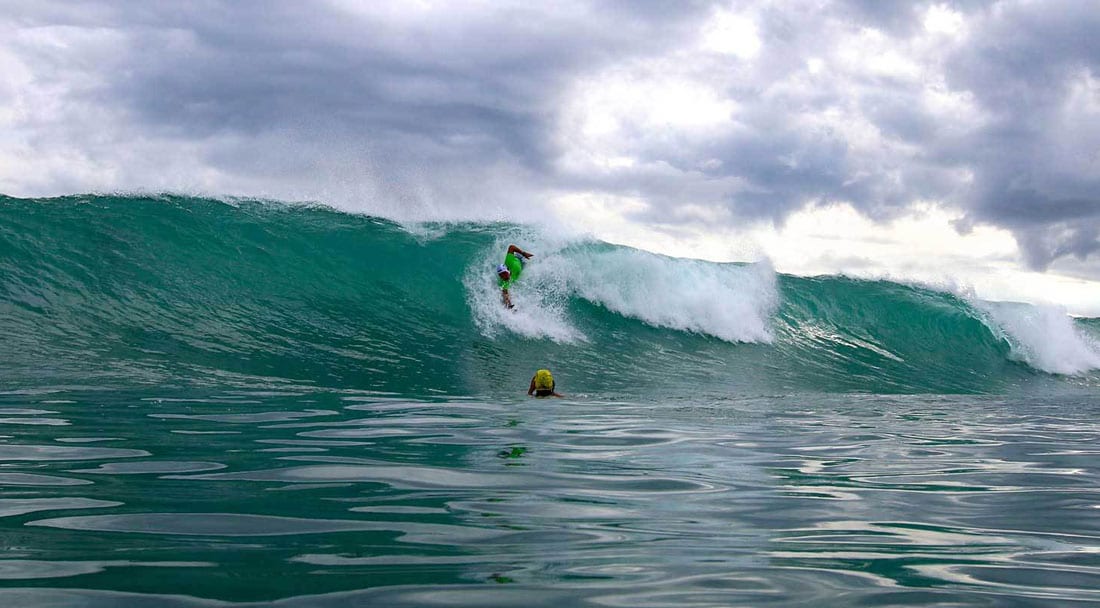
[496,264,510,278]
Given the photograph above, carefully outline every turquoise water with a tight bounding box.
[2,194,1100,605]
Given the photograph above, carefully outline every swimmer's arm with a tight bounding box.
[507,244,533,259]
[528,377,536,395]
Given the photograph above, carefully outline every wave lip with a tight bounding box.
[466,239,777,345]
[981,302,1100,376]
[563,247,778,344]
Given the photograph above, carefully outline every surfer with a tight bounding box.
[528,369,563,398]
[496,244,533,309]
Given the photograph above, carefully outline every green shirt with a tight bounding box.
[498,252,524,290]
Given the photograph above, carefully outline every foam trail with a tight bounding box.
[982,302,1100,375]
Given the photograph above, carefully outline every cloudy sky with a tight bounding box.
[2,1,1099,313]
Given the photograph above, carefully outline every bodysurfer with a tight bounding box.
[496,244,533,309]
[528,368,563,398]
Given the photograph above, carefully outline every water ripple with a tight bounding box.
[0,445,149,461]
[2,391,1100,605]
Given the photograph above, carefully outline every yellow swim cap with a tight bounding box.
[533,369,554,391]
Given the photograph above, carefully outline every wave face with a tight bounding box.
[2,194,1098,395]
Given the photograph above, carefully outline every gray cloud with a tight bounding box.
[1,0,1098,272]
[3,1,707,203]
[574,0,1100,272]
[939,0,1100,269]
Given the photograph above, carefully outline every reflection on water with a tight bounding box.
[1,389,1099,606]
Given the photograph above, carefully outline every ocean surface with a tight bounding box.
[1,193,1100,606]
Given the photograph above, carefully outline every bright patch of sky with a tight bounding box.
[701,9,761,59]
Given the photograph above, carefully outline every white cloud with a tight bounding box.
[923,4,966,36]
[565,62,737,138]
[701,9,761,59]
[836,27,922,82]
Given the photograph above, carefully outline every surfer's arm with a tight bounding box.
[502,288,514,309]
[507,244,532,259]
[528,377,536,395]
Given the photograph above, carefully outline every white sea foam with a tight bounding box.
[465,241,587,344]
[980,301,1100,375]
[466,236,778,344]
[559,247,778,343]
